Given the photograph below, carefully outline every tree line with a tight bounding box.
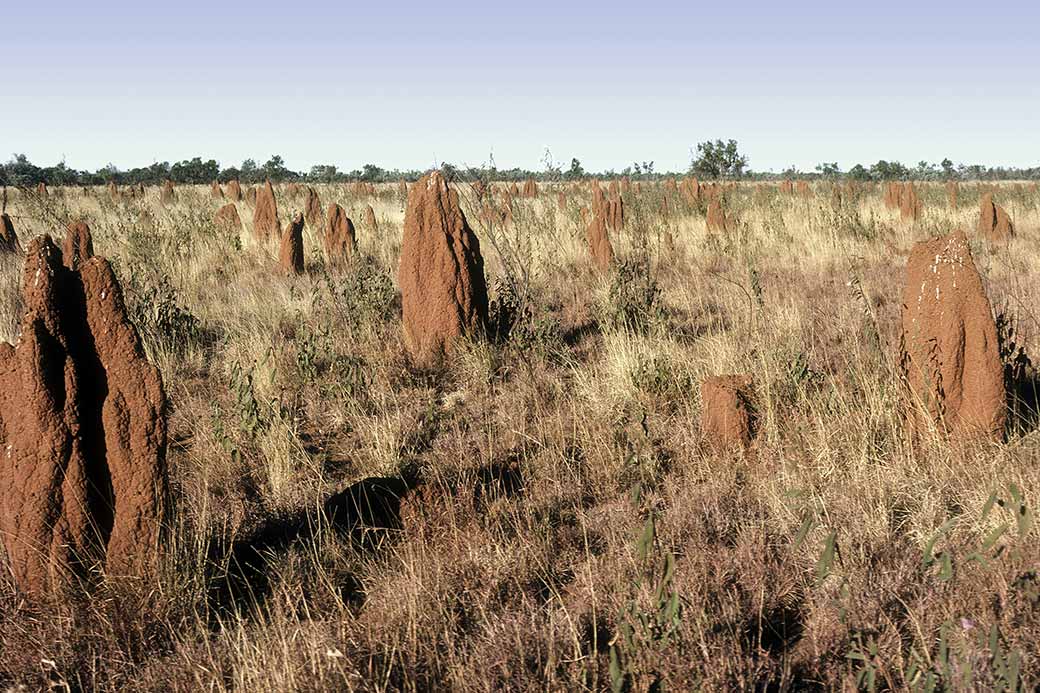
[3,144,1038,189]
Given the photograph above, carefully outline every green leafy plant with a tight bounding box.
[325,257,397,328]
[609,509,682,693]
[605,255,662,333]
[229,360,266,439]
[121,263,202,355]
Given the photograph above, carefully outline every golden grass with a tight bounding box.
[1,179,1039,690]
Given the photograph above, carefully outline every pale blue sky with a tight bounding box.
[4,1,1038,173]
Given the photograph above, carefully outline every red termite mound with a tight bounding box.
[586,211,615,272]
[680,177,701,204]
[700,375,756,451]
[211,181,224,199]
[63,221,94,270]
[214,203,243,233]
[398,171,488,366]
[946,181,958,209]
[705,198,732,232]
[592,184,624,232]
[0,235,168,597]
[899,182,921,221]
[253,180,280,241]
[227,179,243,202]
[899,230,1005,440]
[304,187,323,228]
[0,213,20,255]
[883,182,900,210]
[977,193,1014,242]
[325,203,357,266]
[160,180,176,205]
[279,212,305,275]
[522,179,538,198]
[364,205,378,234]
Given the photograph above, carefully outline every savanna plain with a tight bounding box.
[1,177,1039,691]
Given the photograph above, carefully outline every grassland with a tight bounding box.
[1,179,1039,691]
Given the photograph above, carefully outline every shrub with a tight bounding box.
[604,255,662,333]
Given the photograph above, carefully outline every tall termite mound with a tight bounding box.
[681,177,701,204]
[325,203,357,267]
[977,193,1014,243]
[398,171,488,366]
[0,213,20,255]
[227,179,243,202]
[899,182,921,221]
[365,205,378,235]
[215,203,242,232]
[279,212,305,275]
[160,179,176,205]
[592,184,624,232]
[899,230,1005,440]
[0,236,168,597]
[705,196,733,232]
[586,211,615,272]
[304,186,323,228]
[63,221,94,270]
[253,180,280,241]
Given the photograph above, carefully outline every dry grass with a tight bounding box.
[1,179,1039,691]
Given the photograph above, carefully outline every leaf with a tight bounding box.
[665,593,680,624]
[662,552,675,585]
[981,489,998,521]
[609,647,624,693]
[1008,484,1034,537]
[1008,483,1022,508]
[630,484,642,506]
[793,516,816,550]
[636,516,655,562]
[815,531,837,584]
[980,523,1009,553]
[923,518,956,568]
[938,552,953,582]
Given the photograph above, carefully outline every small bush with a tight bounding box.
[327,257,397,328]
[120,263,202,356]
[604,255,662,333]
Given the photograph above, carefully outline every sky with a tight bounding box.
[3,0,1039,174]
